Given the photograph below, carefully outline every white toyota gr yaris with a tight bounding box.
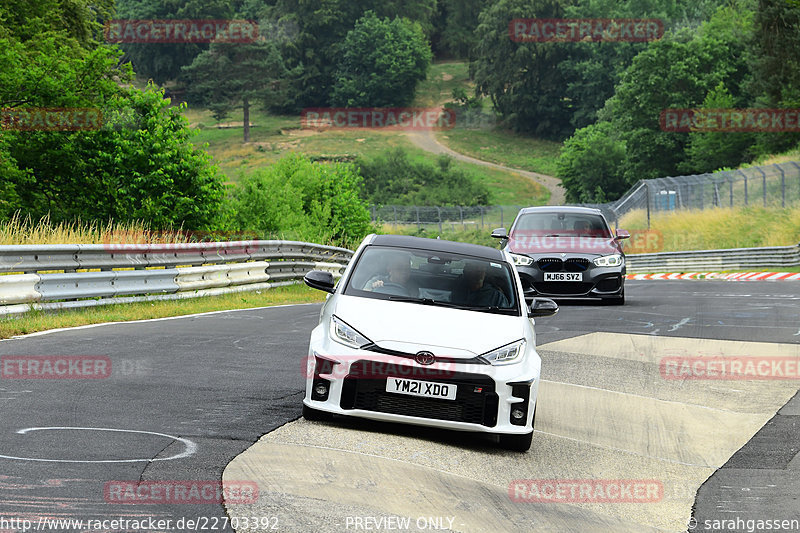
[301,234,557,452]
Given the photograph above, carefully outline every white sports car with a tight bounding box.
[301,234,557,451]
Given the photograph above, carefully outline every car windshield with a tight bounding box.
[511,212,612,238]
[343,245,519,315]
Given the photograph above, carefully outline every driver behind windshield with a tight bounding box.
[365,254,417,297]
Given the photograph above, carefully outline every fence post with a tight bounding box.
[791,163,800,206]
[480,206,484,228]
[754,166,767,207]
[459,206,464,229]
[415,206,420,230]
[729,176,733,207]
[393,206,397,227]
[739,170,748,206]
[436,207,442,233]
[778,164,786,208]
[646,182,651,229]
[500,206,504,228]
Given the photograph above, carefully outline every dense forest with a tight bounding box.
[1,0,798,235]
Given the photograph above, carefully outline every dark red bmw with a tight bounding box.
[492,206,630,305]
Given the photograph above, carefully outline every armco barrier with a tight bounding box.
[626,244,800,273]
[0,240,353,316]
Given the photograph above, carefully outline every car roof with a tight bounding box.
[368,234,505,261]
[517,206,604,215]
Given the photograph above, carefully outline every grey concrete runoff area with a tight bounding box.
[0,281,798,532]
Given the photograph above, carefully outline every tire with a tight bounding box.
[302,403,333,422]
[499,431,533,452]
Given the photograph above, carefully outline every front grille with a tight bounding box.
[341,361,498,427]
[537,258,563,271]
[564,258,590,272]
[532,282,594,295]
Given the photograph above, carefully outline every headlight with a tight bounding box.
[480,339,526,366]
[510,253,533,266]
[330,315,372,349]
[593,254,624,267]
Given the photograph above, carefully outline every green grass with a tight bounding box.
[181,60,558,203]
[437,128,562,177]
[0,284,326,339]
[413,61,472,107]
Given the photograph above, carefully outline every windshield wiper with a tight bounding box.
[388,296,463,308]
[467,305,518,315]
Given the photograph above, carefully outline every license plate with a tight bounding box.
[544,272,583,281]
[386,377,457,400]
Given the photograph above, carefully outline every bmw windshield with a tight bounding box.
[343,245,520,315]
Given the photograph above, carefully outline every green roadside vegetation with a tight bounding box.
[0,284,326,340]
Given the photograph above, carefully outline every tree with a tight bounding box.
[472,0,574,139]
[113,0,242,85]
[680,83,755,174]
[255,0,437,111]
[182,39,293,142]
[228,153,373,246]
[7,85,225,229]
[331,12,432,107]
[0,1,225,228]
[432,0,490,59]
[557,122,627,203]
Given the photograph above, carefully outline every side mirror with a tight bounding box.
[530,297,558,317]
[304,270,336,293]
[491,228,508,239]
[615,229,630,240]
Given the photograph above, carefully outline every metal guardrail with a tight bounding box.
[0,241,353,315]
[626,244,800,273]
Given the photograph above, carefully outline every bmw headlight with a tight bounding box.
[480,339,526,366]
[330,315,372,349]
[593,254,624,267]
[510,253,533,266]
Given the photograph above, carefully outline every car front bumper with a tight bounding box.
[515,263,625,299]
[303,328,540,435]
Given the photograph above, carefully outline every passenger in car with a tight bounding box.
[460,261,511,308]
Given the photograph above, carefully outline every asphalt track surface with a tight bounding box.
[0,280,798,532]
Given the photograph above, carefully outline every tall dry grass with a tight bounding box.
[0,213,189,245]
[619,204,800,252]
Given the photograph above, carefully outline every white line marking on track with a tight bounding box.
[0,427,197,463]
[669,317,691,332]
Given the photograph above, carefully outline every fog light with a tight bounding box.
[314,383,328,397]
[511,408,525,420]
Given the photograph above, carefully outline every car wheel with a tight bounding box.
[302,403,333,422]
[499,431,533,452]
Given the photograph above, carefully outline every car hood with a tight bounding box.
[508,234,621,256]
[333,295,525,358]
